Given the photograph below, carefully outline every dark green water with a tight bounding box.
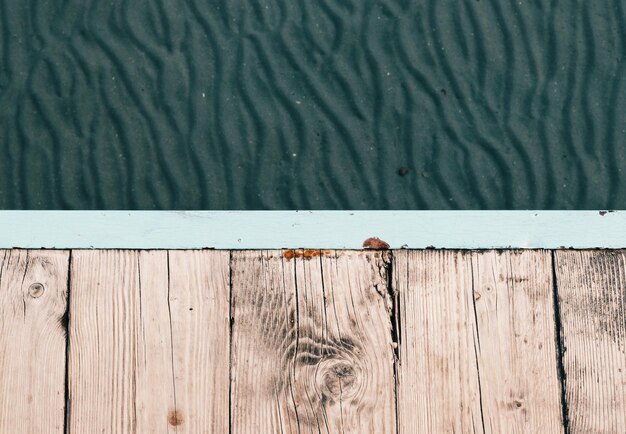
[1,0,625,209]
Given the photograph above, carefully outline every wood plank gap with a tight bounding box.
[388,252,400,434]
[551,250,571,434]
[63,250,73,434]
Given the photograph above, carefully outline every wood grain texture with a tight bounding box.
[394,250,564,434]
[167,250,230,433]
[134,251,176,432]
[0,250,69,434]
[470,250,564,433]
[68,250,143,432]
[230,249,397,434]
[394,250,481,433]
[554,250,626,433]
[68,250,229,433]
[3,247,624,433]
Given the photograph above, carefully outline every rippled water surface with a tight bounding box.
[1,0,624,209]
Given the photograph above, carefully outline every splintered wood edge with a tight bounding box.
[0,211,624,249]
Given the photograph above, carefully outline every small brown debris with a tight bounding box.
[283,249,332,261]
[168,410,184,426]
[398,167,409,176]
[362,237,390,250]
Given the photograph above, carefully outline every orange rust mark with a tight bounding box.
[168,410,184,426]
[362,237,390,250]
[283,249,332,261]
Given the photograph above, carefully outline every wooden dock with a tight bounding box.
[0,249,624,433]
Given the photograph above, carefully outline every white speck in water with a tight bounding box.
[296,100,301,104]
[202,93,206,98]
[292,153,297,157]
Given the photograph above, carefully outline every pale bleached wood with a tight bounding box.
[470,250,564,433]
[230,250,396,434]
[395,250,564,434]
[554,250,626,433]
[394,250,481,433]
[68,250,142,433]
[0,250,69,434]
[68,250,229,433]
[134,251,176,432]
[167,250,230,433]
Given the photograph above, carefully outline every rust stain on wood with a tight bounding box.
[283,249,332,261]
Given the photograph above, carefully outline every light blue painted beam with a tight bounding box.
[0,211,622,249]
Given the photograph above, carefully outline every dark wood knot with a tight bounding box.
[322,363,357,397]
[28,283,45,298]
[284,339,370,427]
[314,357,364,405]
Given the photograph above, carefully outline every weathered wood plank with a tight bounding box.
[394,250,563,433]
[554,250,626,433]
[68,250,230,433]
[470,250,564,432]
[0,250,69,433]
[167,250,230,432]
[230,249,396,434]
[134,251,176,432]
[394,250,481,433]
[68,250,143,432]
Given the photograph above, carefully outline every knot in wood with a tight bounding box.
[287,342,368,427]
[317,359,362,402]
[28,283,45,298]
[168,410,184,426]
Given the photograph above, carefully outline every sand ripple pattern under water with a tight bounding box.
[0,0,625,209]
